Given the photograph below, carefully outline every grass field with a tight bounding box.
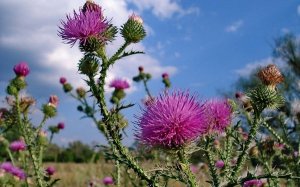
[45,162,210,187]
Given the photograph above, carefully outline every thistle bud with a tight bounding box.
[138,66,144,72]
[63,83,73,93]
[78,56,99,76]
[13,62,30,78]
[257,64,284,90]
[76,87,86,98]
[249,146,259,157]
[59,77,67,85]
[83,0,101,13]
[121,13,146,43]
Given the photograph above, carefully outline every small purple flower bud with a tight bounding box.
[103,176,114,185]
[59,77,67,85]
[243,179,263,187]
[13,62,30,77]
[129,13,143,24]
[215,160,225,169]
[45,166,55,176]
[48,95,59,108]
[57,122,65,130]
[138,66,144,72]
[109,79,130,90]
[162,73,169,79]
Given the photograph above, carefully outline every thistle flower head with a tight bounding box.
[0,162,13,172]
[58,4,109,46]
[243,179,263,187]
[9,140,26,152]
[13,62,30,77]
[103,176,114,185]
[109,79,130,90]
[257,64,284,89]
[203,99,232,133]
[10,167,26,180]
[136,91,206,148]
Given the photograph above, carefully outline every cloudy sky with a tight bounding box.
[0,0,299,146]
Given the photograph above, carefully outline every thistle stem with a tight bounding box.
[230,114,261,182]
[177,149,197,187]
[205,137,220,187]
[15,94,46,187]
[143,79,153,99]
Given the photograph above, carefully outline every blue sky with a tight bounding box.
[0,0,299,146]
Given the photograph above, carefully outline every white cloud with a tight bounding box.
[0,0,176,94]
[235,57,286,77]
[297,5,300,15]
[127,0,199,19]
[235,57,273,77]
[225,20,244,33]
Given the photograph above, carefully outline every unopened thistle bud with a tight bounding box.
[121,13,146,43]
[63,83,73,93]
[78,56,99,76]
[83,0,101,13]
[76,87,86,98]
[162,73,171,88]
[257,64,284,90]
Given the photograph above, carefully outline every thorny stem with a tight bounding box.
[88,43,159,187]
[205,137,220,187]
[229,113,261,183]
[15,94,46,187]
[142,79,153,99]
[177,149,197,187]
[263,121,293,150]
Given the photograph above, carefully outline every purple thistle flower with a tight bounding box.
[136,91,206,148]
[215,160,225,169]
[203,99,232,133]
[45,166,55,176]
[103,176,114,185]
[9,140,26,152]
[58,5,109,46]
[109,79,130,90]
[59,77,67,85]
[0,162,14,173]
[13,62,30,77]
[243,179,263,187]
[57,122,65,130]
[10,167,26,180]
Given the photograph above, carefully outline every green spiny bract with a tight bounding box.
[78,55,99,76]
[103,24,118,43]
[42,104,57,118]
[79,37,104,53]
[121,19,146,43]
[63,83,73,93]
[247,85,285,113]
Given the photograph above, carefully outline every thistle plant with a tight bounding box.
[0,62,60,187]
[58,1,300,186]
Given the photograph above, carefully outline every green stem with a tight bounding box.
[230,114,261,182]
[263,121,293,150]
[15,95,46,187]
[116,160,121,187]
[6,147,15,166]
[143,79,153,99]
[88,44,160,187]
[177,149,197,187]
[205,138,220,187]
